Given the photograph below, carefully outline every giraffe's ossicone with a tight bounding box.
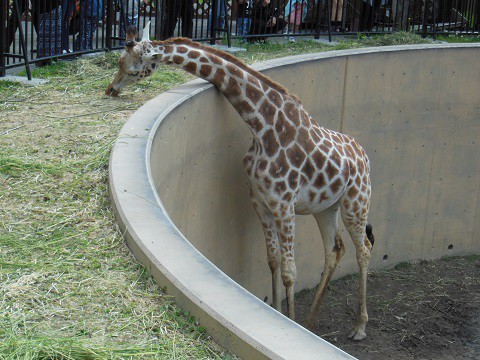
[107,23,375,341]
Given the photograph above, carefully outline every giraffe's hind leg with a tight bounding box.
[305,204,345,329]
[250,196,281,311]
[341,205,373,341]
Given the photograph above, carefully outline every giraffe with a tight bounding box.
[106,24,375,341]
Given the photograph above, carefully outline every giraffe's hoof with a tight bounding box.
[304,315,316,330]
[348,329,367,341]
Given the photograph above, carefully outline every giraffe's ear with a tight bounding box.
[125,26,138,48]
[141,21,151,41]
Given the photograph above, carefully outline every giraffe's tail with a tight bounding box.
[366,222,375,248]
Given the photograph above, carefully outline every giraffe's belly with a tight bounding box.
[294,187,343,215]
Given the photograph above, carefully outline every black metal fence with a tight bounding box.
[2,0,479,76]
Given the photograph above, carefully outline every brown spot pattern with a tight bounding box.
[207,53,223,65]
[330,178,343,193]
[264,177,272,190]
[259,100,276,125]
[258,159,268,171]
[226,77,242,98]
[269,151,288,177]
[237,100,254,117]
[321,128,332,140]
[200,64,212,77]
[188,50,201,59]
[213,68,226,85]
[268,90,282,107]
[331,149,342,167]
[173,55,184,64]
[275,113,296,147]
[314,173,326,188]
[249,117,264,133]
[226,63,244,79]
[284,102,300,125]
[183,62,197,74]
[319,191,329,202]
[302,159,315,180]
[310,129,321,143]
[246,83,263,104]
[325,162,339,178]
[261,81,270,92]
[275,181,287,194]
[286,144,306,168]
[298,128,315,153]
[247,74,261,88]
[288,170,299,189]
[300,111,310,126]
[342,166,349,182]
[311,151,326,170]
[332,134,342,143]
[262,129,280,157]
[282,192,293,202]
[348,186,359,199]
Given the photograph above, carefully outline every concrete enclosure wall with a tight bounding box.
[110,43,480,359]
[151,44,480,300]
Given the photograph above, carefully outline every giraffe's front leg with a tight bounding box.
[275,211,297,320]
[250,197,281,311]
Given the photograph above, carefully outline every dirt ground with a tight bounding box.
[289,256,480,359]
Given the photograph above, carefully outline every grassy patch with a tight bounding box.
[0,32,440,358]
[0,156,60,178]
[436,34,480,43]
[394,261,413,270]
[356,31,430,46]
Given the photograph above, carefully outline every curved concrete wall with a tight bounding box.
[110,43,480,359]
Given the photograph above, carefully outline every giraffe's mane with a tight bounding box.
[152,37,302,104]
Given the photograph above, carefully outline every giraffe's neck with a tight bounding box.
[149,39,302,138]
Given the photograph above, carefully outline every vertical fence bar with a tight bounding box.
[0,0,5,77]
[14,0,31,79]
[210,0,217,44]
[314,0,322,39]
[106,0,113,50]
[327,0,332,42]
[432,0,436,39]
[223,0,231,47]
[422,0,427,36]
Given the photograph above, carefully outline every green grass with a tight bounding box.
[436,34,480,43]
[0,32,463,359]
[355,31,430,46]
[1,51,225,359]
[393,261,413,270]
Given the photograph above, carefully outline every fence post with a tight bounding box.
[13,0,31,80]
[432,0,436,39]
[327,0,332,43]
[106,0,113,50]
[210,0,217,45]
[421,0,428,37]
[314,0,322,39]
[1,0,6,77]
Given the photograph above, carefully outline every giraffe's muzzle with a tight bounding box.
[105,83,120,96]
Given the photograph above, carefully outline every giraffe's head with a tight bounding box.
[106,23,162,96]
